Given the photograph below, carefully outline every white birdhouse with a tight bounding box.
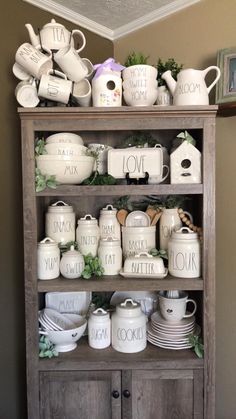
[170,141,201,184]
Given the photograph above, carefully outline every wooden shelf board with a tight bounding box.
[36,184,203,197]
[218,102,236,116]
[38,275,203,292]
[39,338,203,371]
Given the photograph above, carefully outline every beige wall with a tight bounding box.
[114,1,236,418]
[0,2,113,418]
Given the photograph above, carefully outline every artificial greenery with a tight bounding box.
[123,131,156,148]
[149,248,168,260]
[124,52,149,67]
[83,172,116,185]
[140,195,188,210]
[81,254,104,279]
[157,58,183,87]
[176,130,196,146]
[92,292,113,310]
[35,138,47,156]
[39,335,58,358]
[35,168,58,192]
[188,334,204,358]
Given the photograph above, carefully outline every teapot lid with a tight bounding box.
[43,19,65,29]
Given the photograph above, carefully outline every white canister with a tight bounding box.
[122,226,156,258]
[159,208,193,251]
[98,237,122,275]
[99,204,121,240]
[88,308,111,349]
[112,299,147,353]
[37,237,60,280]
[59,245,85,279]
[168,227,201,278]
[76,214,100,257]
[45,200,75,244]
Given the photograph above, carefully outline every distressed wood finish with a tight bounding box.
[19,106,216,419]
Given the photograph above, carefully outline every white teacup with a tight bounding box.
[38,70,72,105]
[158,290,197,323]
[72,79,92,107]
[15,78,40,108]
[54,37,87,82]
[15,42,53,79]
[148,165,169,184]
[82,58,95,80]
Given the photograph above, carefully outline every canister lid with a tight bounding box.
[171,227,198,240]
[61,245,84,260]
[99,237,121,246]
[48,200,74,213]
[90,308,110,322]
[116,298,142,317]
[38,237,59,248]
[77,214,98,225]
[100,204,117,214]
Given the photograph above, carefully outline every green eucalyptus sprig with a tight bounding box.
[35,168,58,192]
[81,254,104,279]
[149,248,168,260]
[39,335,58,358]
[188,334,204,358]
[35,138,47,156]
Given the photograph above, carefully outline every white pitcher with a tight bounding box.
[159,208,192,250]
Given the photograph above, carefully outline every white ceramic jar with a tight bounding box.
[98,237,122,275]
[37,237,60,280]
[99,204,121,240]
[168,227,201,278]
[159,208,193,251]
[88,308,111,349]
[45,200,75,244]
[112,299,147,353]
[59,245,85,279]
[76,214,100,257]
[122,226,156,258]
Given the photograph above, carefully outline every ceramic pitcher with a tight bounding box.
[159,208,192,250]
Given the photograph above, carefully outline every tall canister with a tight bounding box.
[45,200,75,244]
[112,299,147,353]
[99,204,121,240]
[76,214,100,257]
[168,227,201,278]
[122,226,156,258]
[37,237,60,280]
[98,237,122,275]
[88,308,111,349]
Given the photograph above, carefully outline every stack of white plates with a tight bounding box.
[147,311,200,350]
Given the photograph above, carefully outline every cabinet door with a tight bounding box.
[40,370,121,419]
[122,369,203,419]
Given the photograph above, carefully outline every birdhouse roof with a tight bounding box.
[171,141,201,157]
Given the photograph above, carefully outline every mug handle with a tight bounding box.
[184,299,197,318]
[47,69,67,80]
[203,66,221,94]
[160,164,169,182]
[72,29,86,53]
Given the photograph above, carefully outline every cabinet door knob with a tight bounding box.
[123,389,131,398]
[112,390,120,399]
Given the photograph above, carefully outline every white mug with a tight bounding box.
[159,291,197,322]
[54,41,87,82]
[72,79,92,107]
[15,78,40,108]
[12,62,31,81]
[83,58,95,80]
[38,69,72,104]
[148,165,169,184]
[15,42,53,79]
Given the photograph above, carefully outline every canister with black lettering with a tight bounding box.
[37,237,60,280]
[88,308,111,349]
[98,237,122,275]
[112,298,147,353]
[45,200,75,244]
[76,214,100,257]
[168,227,201,278]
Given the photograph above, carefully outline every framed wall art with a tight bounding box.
[216,47,236,104]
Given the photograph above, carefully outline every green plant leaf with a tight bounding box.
[124,52,149,66]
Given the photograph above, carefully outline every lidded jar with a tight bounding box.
[45,200,75,244]
[98,237,122,275]
[76,214,100,257]
[37,237,60,280]
[99,204,121,240]
[168,227,201,278]
[59,245,85,279]
[88,308,111,349]
[112,298,147,353]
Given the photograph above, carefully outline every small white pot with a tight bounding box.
[60,245,85,279]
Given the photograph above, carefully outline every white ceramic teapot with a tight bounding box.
[25,19,86,52]
[162,66,221,105]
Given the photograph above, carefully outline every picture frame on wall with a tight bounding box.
[216,47,236,104]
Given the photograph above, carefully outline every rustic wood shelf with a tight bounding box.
[38,274,203,292]
[39,338,203,371]
[36,183,203,197]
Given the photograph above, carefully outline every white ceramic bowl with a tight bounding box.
[46,132,84,145]
[123,87,158,106]
[36,155,95,184]
[40,316,87,352]
[122,65,157,80]
[45,143,87,157]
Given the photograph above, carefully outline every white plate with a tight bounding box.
[151,311,196,328]
[151,323,195,335]
[119,268,168,279]
[43,308,76,330]
[125,211,151,227]
[45,292,91,316]
[147,325,200,343]
[147,336,193,350]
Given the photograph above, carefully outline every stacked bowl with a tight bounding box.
[122,65,158,106]
[36,132,95,184]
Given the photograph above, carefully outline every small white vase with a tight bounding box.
[156,85,173,106]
